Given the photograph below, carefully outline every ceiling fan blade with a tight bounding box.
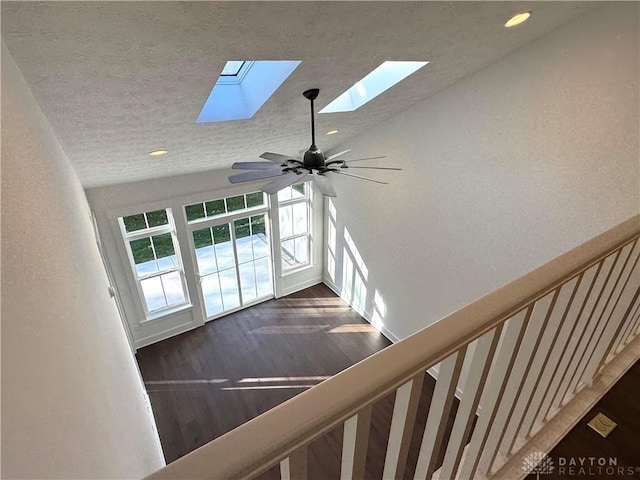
[342,166,402,171]
[335,170,389,185]
[229,169,285,184]
[343,156,388,163]
[326,149,351,161]
[232,161,285,170]
[259,152,299,163]
[261,171,309,194]
[313,174,337,197]
[326,155,388,167]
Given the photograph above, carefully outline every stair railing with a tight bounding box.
[147,215,640,480]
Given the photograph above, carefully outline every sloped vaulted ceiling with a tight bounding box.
[1,1,599,187]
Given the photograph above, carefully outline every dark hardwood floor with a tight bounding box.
[137,283,470,478]
[136,284,392,464]
[526,360,640,480]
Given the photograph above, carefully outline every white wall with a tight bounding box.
[324,4,639,342]
[1,42,165,478]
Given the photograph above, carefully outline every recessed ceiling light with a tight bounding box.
[326,129,339,135]
[149,149,168,156]
[505,11,531,28]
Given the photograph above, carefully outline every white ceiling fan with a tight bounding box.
[228,89,401,197]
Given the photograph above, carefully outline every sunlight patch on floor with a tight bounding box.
[328,324,379,333]
[145,375,332,393]
[238,376,330,383]
[221,385,314,391]
[248,325,331,334]
[145,379,228,385]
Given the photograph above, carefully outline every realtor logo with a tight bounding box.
[522,451,555,479]
[521,452,640,477]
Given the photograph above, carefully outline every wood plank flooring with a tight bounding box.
[137,283,470,478]
[136,284,392,464]
[525,360,640,480]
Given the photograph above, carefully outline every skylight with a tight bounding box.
[220,61,246,76]
[319,61,429,114]
[197,60,301,123]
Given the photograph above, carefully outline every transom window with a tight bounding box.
[185,191,265,223]
[119,209,188,315]
[278,182,312,271]
[122,209,169,232]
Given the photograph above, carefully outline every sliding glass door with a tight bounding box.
[233,215,272,304]
[186,193,273,320]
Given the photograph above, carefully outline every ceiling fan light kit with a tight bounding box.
[228,89,401,197]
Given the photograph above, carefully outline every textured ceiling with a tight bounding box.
[2,1,599,188]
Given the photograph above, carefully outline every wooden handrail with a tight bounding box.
[146,214,640,480]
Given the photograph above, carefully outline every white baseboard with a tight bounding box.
[142,389,166,466]
[279,275,323,298]
[322,277,400,345]
[135,320,199,349]
[323,276,466,398]
[377,322,400,344]
[322,276,340,296]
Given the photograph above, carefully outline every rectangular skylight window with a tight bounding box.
[197,60,301,123]
[319,61,429,114]
[220,61,246,76]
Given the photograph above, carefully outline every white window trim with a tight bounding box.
[278,182,313,274]
[101,182,322,346]
[185,192,273,321]
[118,208,190,318]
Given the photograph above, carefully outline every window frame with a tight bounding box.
[278,182,313,274]
[219,60,247,77]
[118,208,190,319]
[184,191,267,225]
[184,191,274,321]
[216,61,254,85]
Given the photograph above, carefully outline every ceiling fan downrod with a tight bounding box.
[303,88,319,148]
[302,88,326,170]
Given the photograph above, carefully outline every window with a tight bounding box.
[120,209,188,315]
[278,182,312,271]
[185,191,265,223]
[187,191,273,319]
[220,61,246,77]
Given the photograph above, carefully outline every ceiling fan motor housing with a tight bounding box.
[303,147,326,169]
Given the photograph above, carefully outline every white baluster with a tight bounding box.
[340,405,372,480]
[435,324,505,480]
[412,348,466,480]
[382,372,425,479]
